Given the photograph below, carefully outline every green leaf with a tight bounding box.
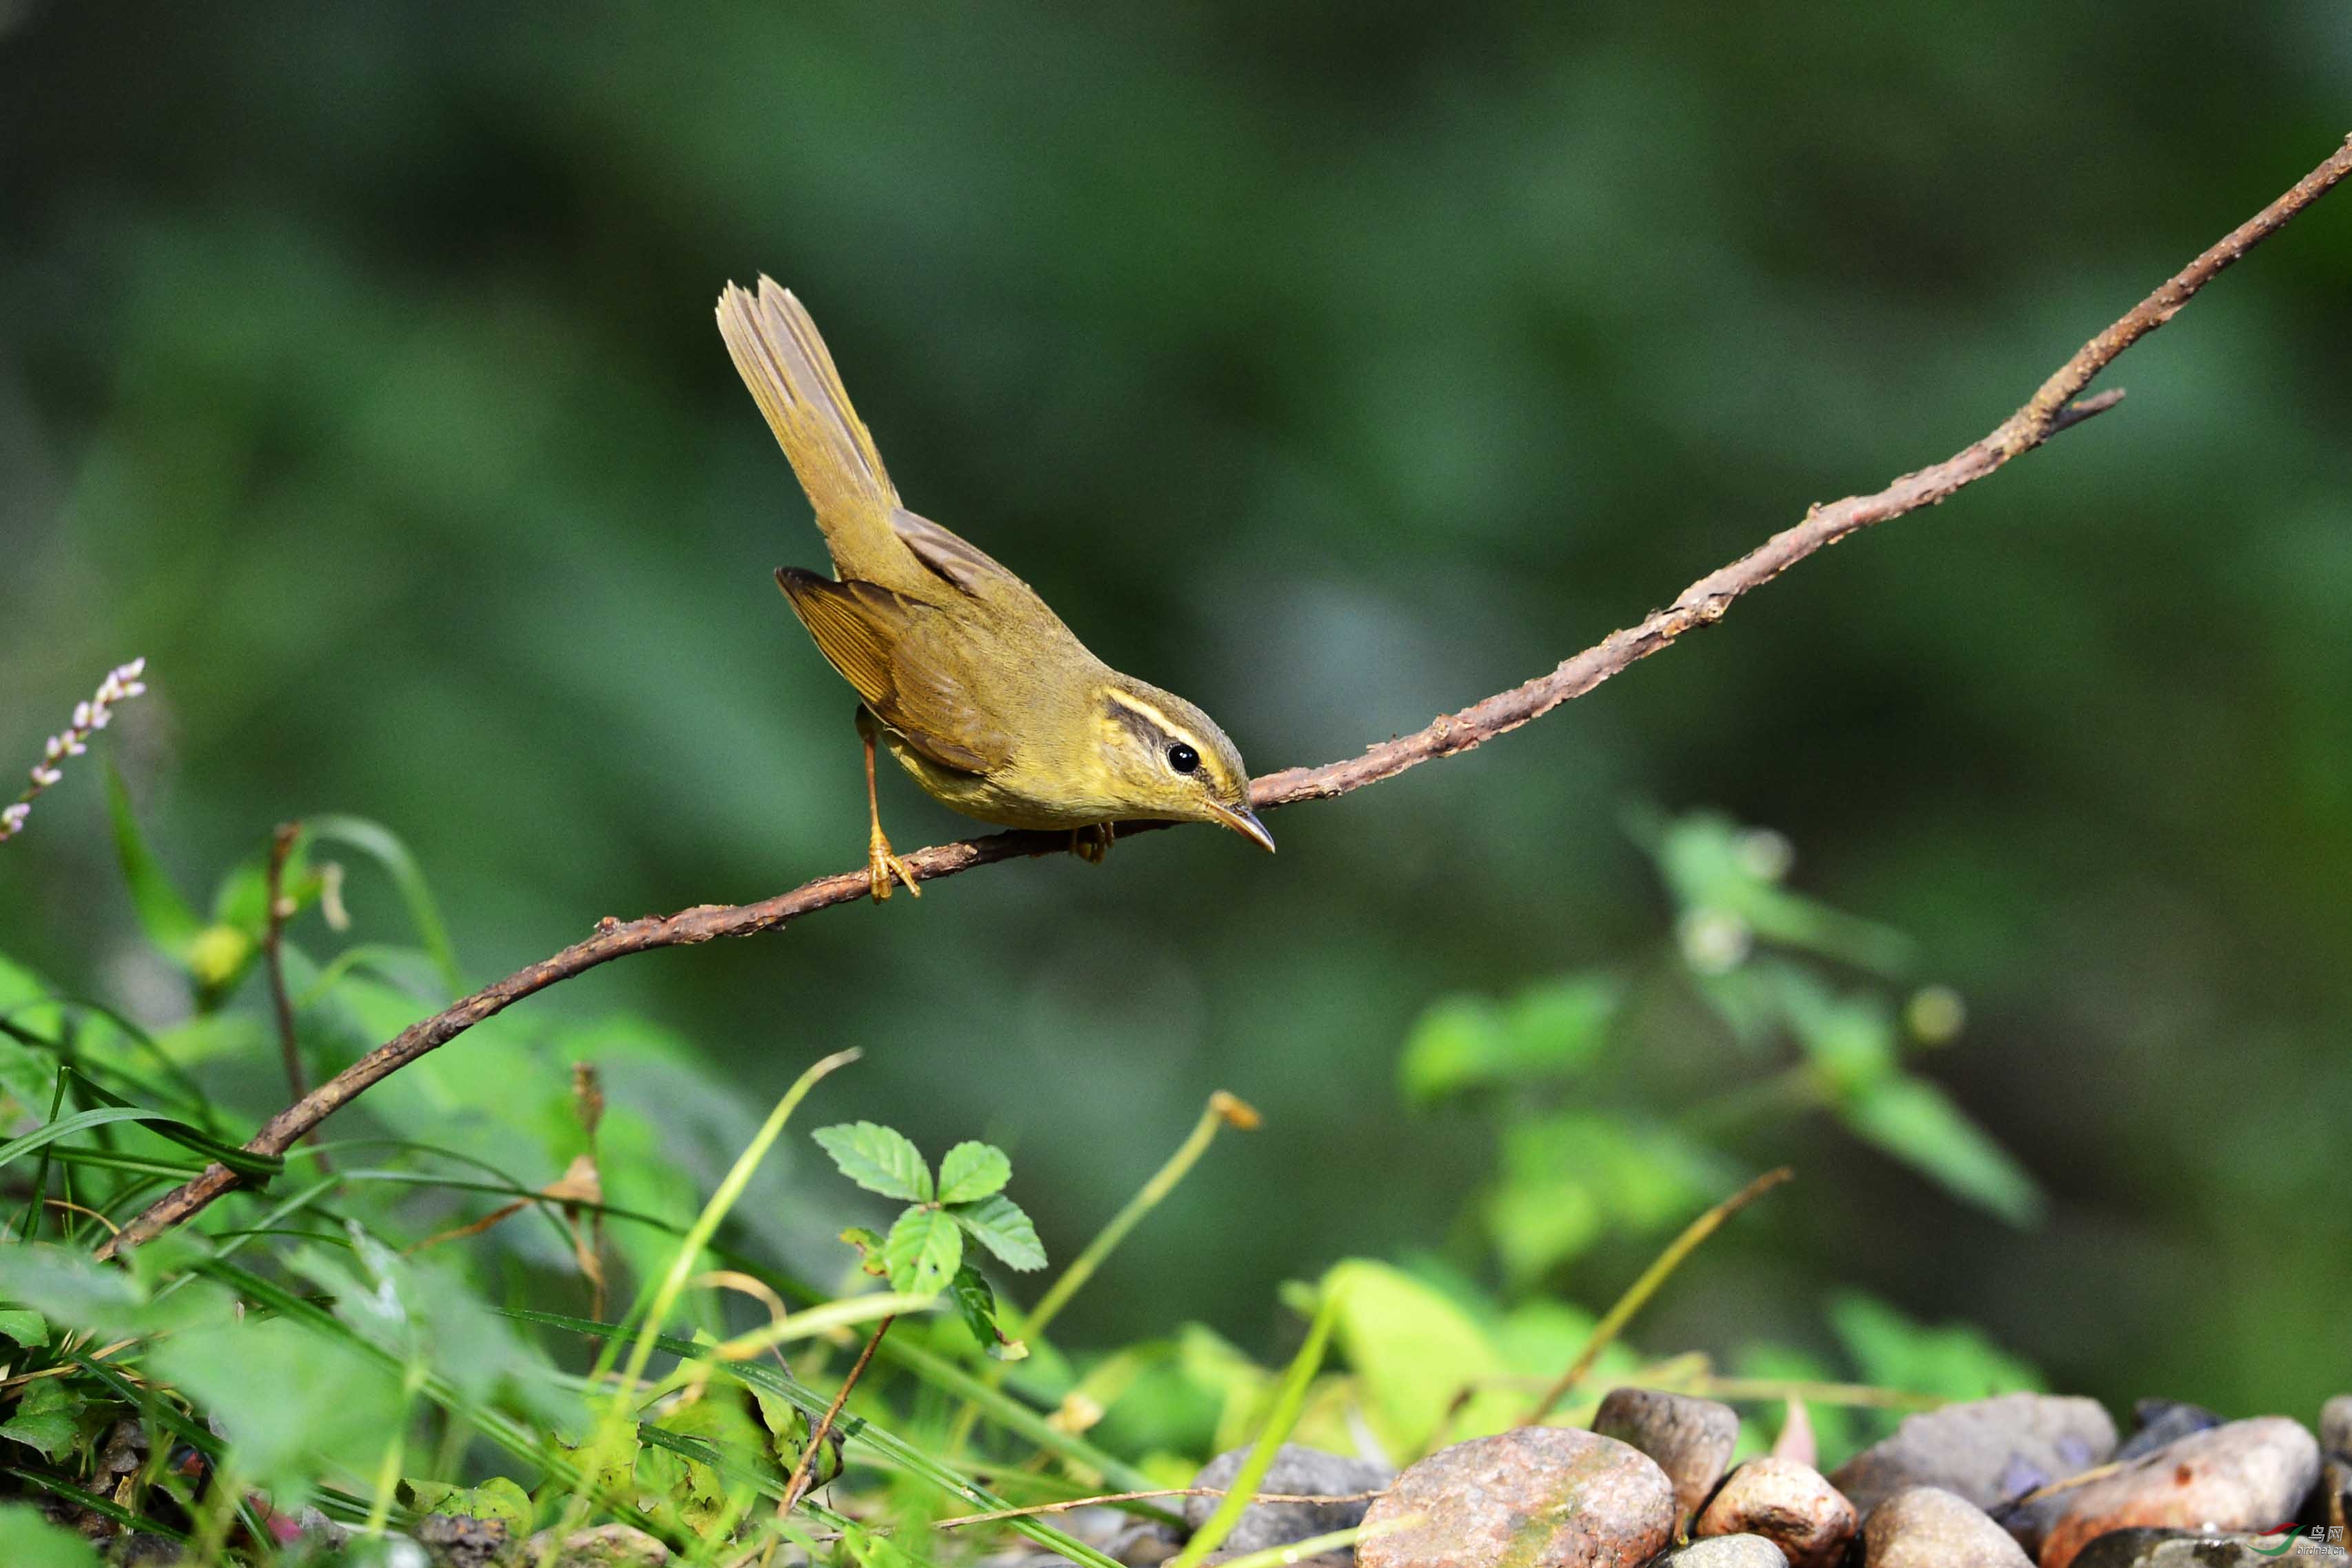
[1323,1259,1512,1456]
[0,1381,84,1461]
[1485,1113,1733,1283]
[1173,1279,1345,1566]
[883,1206,961,1295]
[0,1310,47,1349]
[934,1140,1011,1204]
[0,1104,281,1183]
[813,1122,932,1202]
[947,1263,1027,1361]
[56,1070,283,1179]
[303,815,464,993]
[1829,1292,2043,1405]
[0,1503,104,1568]
[1837,1075,2045,1226]
[1399,978,1619,1105]
[398,1476,533,1536]
[950,1193,1044,1272]
[838,1226,887,1275]
[103,762,203,960]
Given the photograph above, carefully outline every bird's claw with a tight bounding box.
[867,835,921,902]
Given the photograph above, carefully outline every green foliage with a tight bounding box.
[1407,810,2045,1285]
[0,1505,103,1568]
[816,1120,1044,1370]
[0,708,2054,1558]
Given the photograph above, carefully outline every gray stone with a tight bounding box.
[1181,1443,1392,1553]
[522,1525,670,1567]
[1830,1393,2118,1515]
[1659,1536,1790,1567]
[1110,1518,1184,1565]
[1861,1485,2032,1568]
[2066,1529,2318,1567]
[1356,1426,1675,1568]
[2116,1400,2226,1462]
[417,1514,509,1568]
[1694,1458,1857,1568]
[1592,1386,1741,1525]
[2036,1418,2321,1568]
[2323,1396,2352,1462]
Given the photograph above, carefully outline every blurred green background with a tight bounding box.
[2,1,2347,1422]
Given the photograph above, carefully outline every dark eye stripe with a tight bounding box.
[1103,690,1215,781]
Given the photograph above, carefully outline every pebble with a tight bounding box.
[2324,1396,2352,1461]
[1658,1536,1790,1567]
[2034,1417,2321,1568]
[1692,1457,1857,1568]
[2114,1400,2226,1462]
[520,1525,671,1566]
[417,1514,510,1568]
[1182,1442,1392,1554]
[2064,1529,2322,1567]
[1830,1393,2118,1515]
[1591,1387,1741,1525]
[1356,1426,1675,1568]
[1861,1485,2032,1568]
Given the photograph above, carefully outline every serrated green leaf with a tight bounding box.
[813,1122,932,1202]
[0,1310,46,1349]
[1839,1074,2044,1226]
[947,1263,1026,1361]
[883,1206,961,1295]
[950,1193,1044,1272]
[0,1380,83,1461]
[398,1476,533,1536]
[935,1141,1011,1204]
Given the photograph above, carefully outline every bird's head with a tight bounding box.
[1089,677,1273,852]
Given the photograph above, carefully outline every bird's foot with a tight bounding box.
[1070,824,1114,865]
[867,831,922,902]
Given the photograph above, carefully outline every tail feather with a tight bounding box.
[716,278,905,579]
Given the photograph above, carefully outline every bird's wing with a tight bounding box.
[718,279,914,586]
[774,569,1011,774]
[889,507,1023,598]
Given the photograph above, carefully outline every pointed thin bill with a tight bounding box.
[1207,801,1277,854]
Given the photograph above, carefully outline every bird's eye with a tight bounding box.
[1166,742,1200,775]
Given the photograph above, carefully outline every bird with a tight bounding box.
[715,278,1274,902]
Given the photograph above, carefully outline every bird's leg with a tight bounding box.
[1070,823,1114,865]
[856,708,920,902]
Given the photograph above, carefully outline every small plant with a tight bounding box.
[815,1121,1046,1359]
[1403,808,2043,1290]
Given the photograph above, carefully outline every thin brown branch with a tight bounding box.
[262,821,331,1175]
[800,1487,1387,1543]
[777,1313,894,1520]
[99,136,2352,1261]
[263,823,306,1106]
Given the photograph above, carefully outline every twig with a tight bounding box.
[100,136,2352,1260]
[1523,1166,1793,1425]
[777,1313,894,1520]
[802,1486,1385,1543]
[262,825,309,1091]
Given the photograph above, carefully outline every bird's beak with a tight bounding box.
[1207,801,1277,854]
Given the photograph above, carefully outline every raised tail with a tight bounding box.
[716,277,908,581]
